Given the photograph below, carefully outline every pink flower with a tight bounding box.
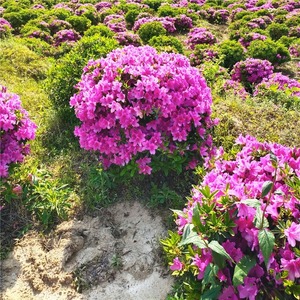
[170,257,183,271]
[237,277,258,300]
[284,222,300,247]
[281,258,300,280]
[12,184,22,196]
[218,286,238,300]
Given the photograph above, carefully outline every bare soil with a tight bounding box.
[0,201,174,300]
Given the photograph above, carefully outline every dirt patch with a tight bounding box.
[0,201,173,299]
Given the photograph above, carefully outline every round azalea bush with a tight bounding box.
[231,58,274,92]
[187,27,217,50]
[0,86,37,177]
[253,72,300,109]
[53,29,81,46]
[0,17,12,38]
[162,135,300,299]
[70,45,215,175]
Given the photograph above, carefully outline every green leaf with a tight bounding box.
[261,181,273,198]
[254,207,269,228]
[258,229,275,266]
[200,285,221,300]
[241,199,261,208]
[181,224,194,242]
[170,209,187,218]
[212,251,226,269]
[233,256,256,286]
[208,241,234,262]
[192,203,204,231]
[178,231,207,249]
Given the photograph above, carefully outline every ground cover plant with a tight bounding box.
[0,0,300,298]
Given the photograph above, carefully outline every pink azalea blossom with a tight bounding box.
[284,222,300,247]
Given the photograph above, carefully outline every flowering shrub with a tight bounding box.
[190,44,218,66]
[53,29,81,46]
[103,14,127,33]
[162,135,300,299]
[0,86,37,177]
[187,27,217,50]
[70,46,215,175]
[222,79,250,100]
[0,18,12,38]
[254,72,300,109]
[133,16,176,33]
[238,32,267,48]
[231,58,274,92]
[174,14,193,32]
[115,32,141,46]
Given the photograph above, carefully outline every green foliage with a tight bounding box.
[83,24,114,38]
[0,38,50,80]
[218,40,245,69]
[45,8,72,20]
[149,183,184,208]
[255,86,300,110]
[18,37,53,56]
[137,21,167,43]
[285,15,300,27]
[148,35,184,53]
[247,39,290,64]
[83,166,115,208]
[157,4,185,17]
[267,23,289,41]
[277,36,296,48]
[3,9,42,32]
[24,171,72,228]
[45,35,118,114]
[143,0,163,11]
[66,15,91,34]
[125,9,140,28]
[212,96,300,153]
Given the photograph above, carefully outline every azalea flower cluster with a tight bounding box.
[133,16,177,33]
[115,32,141,46]
[254,72,300,98]
[166,135,300,299]
[231,58,274,90]
[103,14,127,33]
[0,86,37,178]
[206,8,230,24]
[187,27,217,49]
[70,45,214,174]
[0,17,12,38]
[222,79,250,100]
[238,32,267,48]
[53,29,81,46]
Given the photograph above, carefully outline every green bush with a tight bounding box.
[45,35,118,114]
[143,0,163,11]
[83,24,114,38]
[45,8,72,21]
[0,39,50,80]
[219,40,245,69]
[285,15,300,27]
[277,36,296,48]
[247,39,290,65]
[267,23,289,41]
[148,35,184,53]
[137,21,167,43]
[66,15,91,34]
[157,4,185,17]
[18,37,54,56]
[125,9,141,28]
[212,96,300,152]
[3,9,42,32]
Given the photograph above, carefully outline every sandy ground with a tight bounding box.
[0,201,174,300]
